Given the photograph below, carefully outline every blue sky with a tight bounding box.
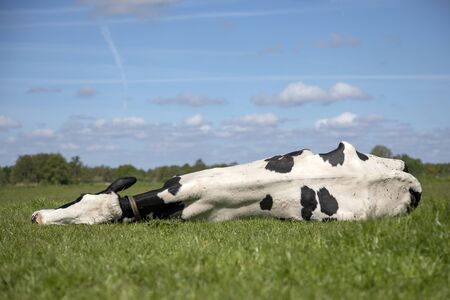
[0,0,449,168]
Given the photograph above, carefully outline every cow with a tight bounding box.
[31,141,422,225]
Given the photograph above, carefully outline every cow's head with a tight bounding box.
[307,142,422,219]
[261,141,422,220]
[31,177,136,225]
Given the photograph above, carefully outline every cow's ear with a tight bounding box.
[99,177,137,194]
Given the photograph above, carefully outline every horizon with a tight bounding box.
[0,142,438,170]
[1,0,449,168]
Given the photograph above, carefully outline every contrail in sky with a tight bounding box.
[0,8,317,28]
[100,23,128,109]
[3,75,450,85]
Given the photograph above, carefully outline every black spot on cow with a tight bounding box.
[265,155,294,173]
[356,151,369,161]
[319,142,345,166]
[163,176,182,195]
[264,149,305,173]
[260,194,273,211]
[284,149,305,157]
[300,186,317,221]
[317,187,339,216]
[265,155,282,161]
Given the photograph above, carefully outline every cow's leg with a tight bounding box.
[177,184,304,221]
[124,175,286,222]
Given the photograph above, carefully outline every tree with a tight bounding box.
[370,145,393,158]
[192,159,206,172]
[11,155,37,184]
[38,153,71,184]
[194,159,206,167]
[116,164,141,178]
[69,156,83,184]
[11,153,70,184]
[394,154,424,176]
[0,166,12,185]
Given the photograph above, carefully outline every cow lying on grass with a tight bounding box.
[31,141,422,225]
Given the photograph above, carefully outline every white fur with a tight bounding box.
[169,141,421,221]
[32,193,122,225]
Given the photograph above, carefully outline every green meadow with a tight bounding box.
[0,178,449,299]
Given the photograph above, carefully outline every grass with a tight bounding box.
[0,178,449,300]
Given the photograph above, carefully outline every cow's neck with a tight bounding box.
[118,188,184,222]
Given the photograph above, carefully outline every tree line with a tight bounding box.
[367,145,450,178]
[0,154,234,185]
[0,145,448,185]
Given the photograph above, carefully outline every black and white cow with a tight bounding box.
[31,141,422,225]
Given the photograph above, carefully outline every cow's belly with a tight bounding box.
[176,165,372,221]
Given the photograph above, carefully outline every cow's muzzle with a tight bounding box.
[31,212,43,224]
[408,188,422,212]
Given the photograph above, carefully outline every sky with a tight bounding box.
[0,0,449,168]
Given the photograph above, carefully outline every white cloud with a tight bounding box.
[199,124,211,133]
[76,87,97,98]
[28,129,56,139]
[69,115,213,146]
[79,0,177,16]
[26,87,62,94]
[317,33,360,48]
[184,114,212,133]
[87,144,117,152]
[278,82,328,103]
[315,112,358,129]
[314,112,385,138]
[315,112,385,130]
[234,113,279,126]
[220,113,280,136]
[253,81,369,106]
[61,143,80,150]
[328,82,368,100]
[2,112,449,168]
[94,117,147,130]
[151,93,226,106]
[0,116,21,130]
[185,113,204,126]
[87,117,149,140]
